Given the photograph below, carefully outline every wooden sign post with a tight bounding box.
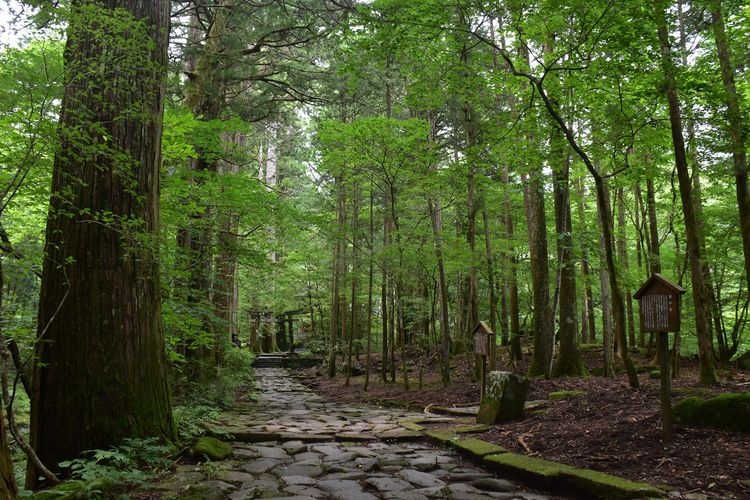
[473,321,495,403]
[634,274,686,441]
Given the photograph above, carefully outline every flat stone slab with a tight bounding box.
[398,468,447,488]
[366,476,414,492]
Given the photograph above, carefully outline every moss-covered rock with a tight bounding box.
[548,390,586,400]
[649,370,661,379]
[673,393,750,432]
[484,452,666,498]
[452,438,507,458]
[560,467,666,499]
[477,371,530,424]
[192,436,233,460]
[735,350,750,370]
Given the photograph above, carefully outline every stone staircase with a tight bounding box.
[252,353,288,368]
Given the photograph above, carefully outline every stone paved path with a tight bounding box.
[155,368,557,499]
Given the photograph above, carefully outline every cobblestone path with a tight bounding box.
[154,368,556,499]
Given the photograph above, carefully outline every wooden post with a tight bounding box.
[473,321,494,404]
[634,274,685,441]
[657,331,672,440]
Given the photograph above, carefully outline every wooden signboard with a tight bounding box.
[633,274,685,442]
[633,273,685,333]
[474,321,493,356]
[473,321,495,402]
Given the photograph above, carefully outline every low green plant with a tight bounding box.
[173,404,221,442]
[26,437,173,498]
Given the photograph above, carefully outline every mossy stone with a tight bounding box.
[192,436,233,460]
[649,370,661,379]
[548,390,586,400]
[735,350,750,370]
[673,393,750,432]
[484,452,573,484]
[452,438,508,458]
[560,468,666,499]
[424,429,459,443]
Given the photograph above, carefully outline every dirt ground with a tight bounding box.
[297,346,750,499]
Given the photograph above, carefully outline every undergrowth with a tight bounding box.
[21,437,172,499]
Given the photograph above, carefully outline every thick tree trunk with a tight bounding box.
[552,145,585,377]
[655,1,717,384]
[28,0,175,487]
[526,161,554,378]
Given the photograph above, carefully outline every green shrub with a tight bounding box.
[173,404,221,442]
[673,393,750,432]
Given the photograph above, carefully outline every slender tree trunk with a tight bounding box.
[617,188,637,349]
[482,208,499,369]
[709,0,750,294]
[655,1,717,384]
[577,177,596,344]
[29,1,175,486]
[328,175,346,378]
[0,262,16,499]
[364,187,375,391]
[345,187,361,386]
[504,165,523,361]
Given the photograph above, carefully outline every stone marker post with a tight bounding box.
[633,273,686,441]
[473,321,495,402]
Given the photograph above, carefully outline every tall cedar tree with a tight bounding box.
[28,0,175,487]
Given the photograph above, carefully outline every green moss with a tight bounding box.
[673,386,713,397]
[649,370,661,379]
[673,393,750,432]
[192,437,232,460]
[453,424,490,434]
[398,419,426,431]
[424,429,459,443]
[548,390,586,400]
[484,452,666,498]
[484,452,573,483]
[560,468,666,499]
[452,438,507,458]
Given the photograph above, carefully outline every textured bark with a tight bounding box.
[709,0,750,294]
[577,177,596,344]
[552,145,585,377]
[655,1,717,384]
[345,187,360,386]
[482,207,498,370]
[617,188,637,349]
[0,397,15,499]
[29,0,175,487]
[526,163,554,378]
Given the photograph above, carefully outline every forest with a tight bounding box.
[0,0,748,497]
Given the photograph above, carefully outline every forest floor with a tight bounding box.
[297,345,750,499]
